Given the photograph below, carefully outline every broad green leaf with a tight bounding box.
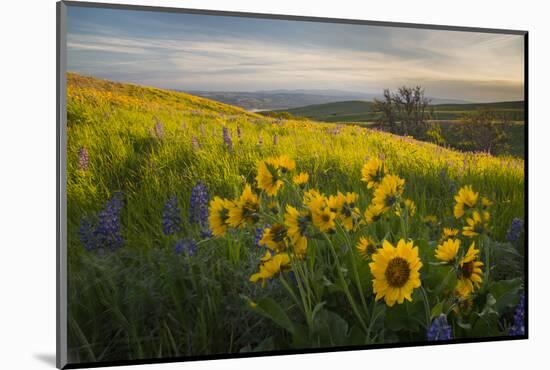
[252,297,295,335]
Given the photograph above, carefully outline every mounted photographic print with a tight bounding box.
[56,1,528,368]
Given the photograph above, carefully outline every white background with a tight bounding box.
[0,0,546,368]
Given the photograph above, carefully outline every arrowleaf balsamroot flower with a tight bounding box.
[272,154,295,173]
[292,172,309,186]
[372,175,405,212]
[442,227,459,239]
[305,190,336,233]
[427,314,453,341]
[356,236,375,260]
[228,184,260,228]
[395,198,416,217]
[462,210,489,237]
[423,215,439,229]
[249,252,291,287]
[208,197,234,236]
[259,224,288,253]
[284,205,310,258]
[454,185,479,219]
[311,206,337,233]
[481,196,493,209]
[330,192,361,231]
[456,242,484,297]
[364,202,385,224]
[435,238,460,263]
[361,158,387,189]
[369,239,423,307]
[256,161,284,196]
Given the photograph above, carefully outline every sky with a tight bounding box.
[67,6,525,102]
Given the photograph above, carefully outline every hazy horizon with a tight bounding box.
[67,6,525,103]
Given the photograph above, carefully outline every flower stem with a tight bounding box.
[322,233,368,333]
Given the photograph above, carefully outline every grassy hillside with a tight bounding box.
[272,100,525,122]
[66,73,525,363]
[271,100,376,122]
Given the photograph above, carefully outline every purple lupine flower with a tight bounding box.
[222,127,233,151]
[94,192,124,251]
[79,216,96,251]
[189,182,209,230]
[175,239,198,256]
[237,126,242,141]
[77,146,89,171]
[426,314,452,341]
[509,294,525,336]
[506,218,524,243]
[191,136,200,151]
[162,196,182,236]
[273,134,278,145]
[154,117,164,139]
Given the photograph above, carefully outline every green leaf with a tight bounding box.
[489,278,523,314]
[384,299,424,332]
[251,297,295,335]
[311,309,350,346]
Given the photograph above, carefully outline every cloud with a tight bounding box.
[67,20,524,102]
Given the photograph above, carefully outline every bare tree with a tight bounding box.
[373,89,397,133]
[458,108,508,154]
[374,86,432,136]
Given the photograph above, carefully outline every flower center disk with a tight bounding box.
[385,257,411,287]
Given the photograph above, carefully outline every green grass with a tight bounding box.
[272,100,524,122]
[268,100,525,158]
[66,73,525,363]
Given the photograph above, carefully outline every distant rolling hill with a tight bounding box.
[185,90,470,112]
[269,100,525,122]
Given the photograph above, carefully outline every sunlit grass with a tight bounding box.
[66,73,524,362]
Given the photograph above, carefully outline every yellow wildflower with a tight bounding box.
[228,184,260,228]
[361,158,387,189]
[369,239,423,307]
[292,172,309,186]
[372,175,405,211]
[454,185,479,219]
[249,252,291,287]
[456,243,483,297]
[435,238,460,262]
[208,197,234,236]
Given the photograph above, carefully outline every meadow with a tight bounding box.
[268,100,525,158]
[66,73,525,363]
